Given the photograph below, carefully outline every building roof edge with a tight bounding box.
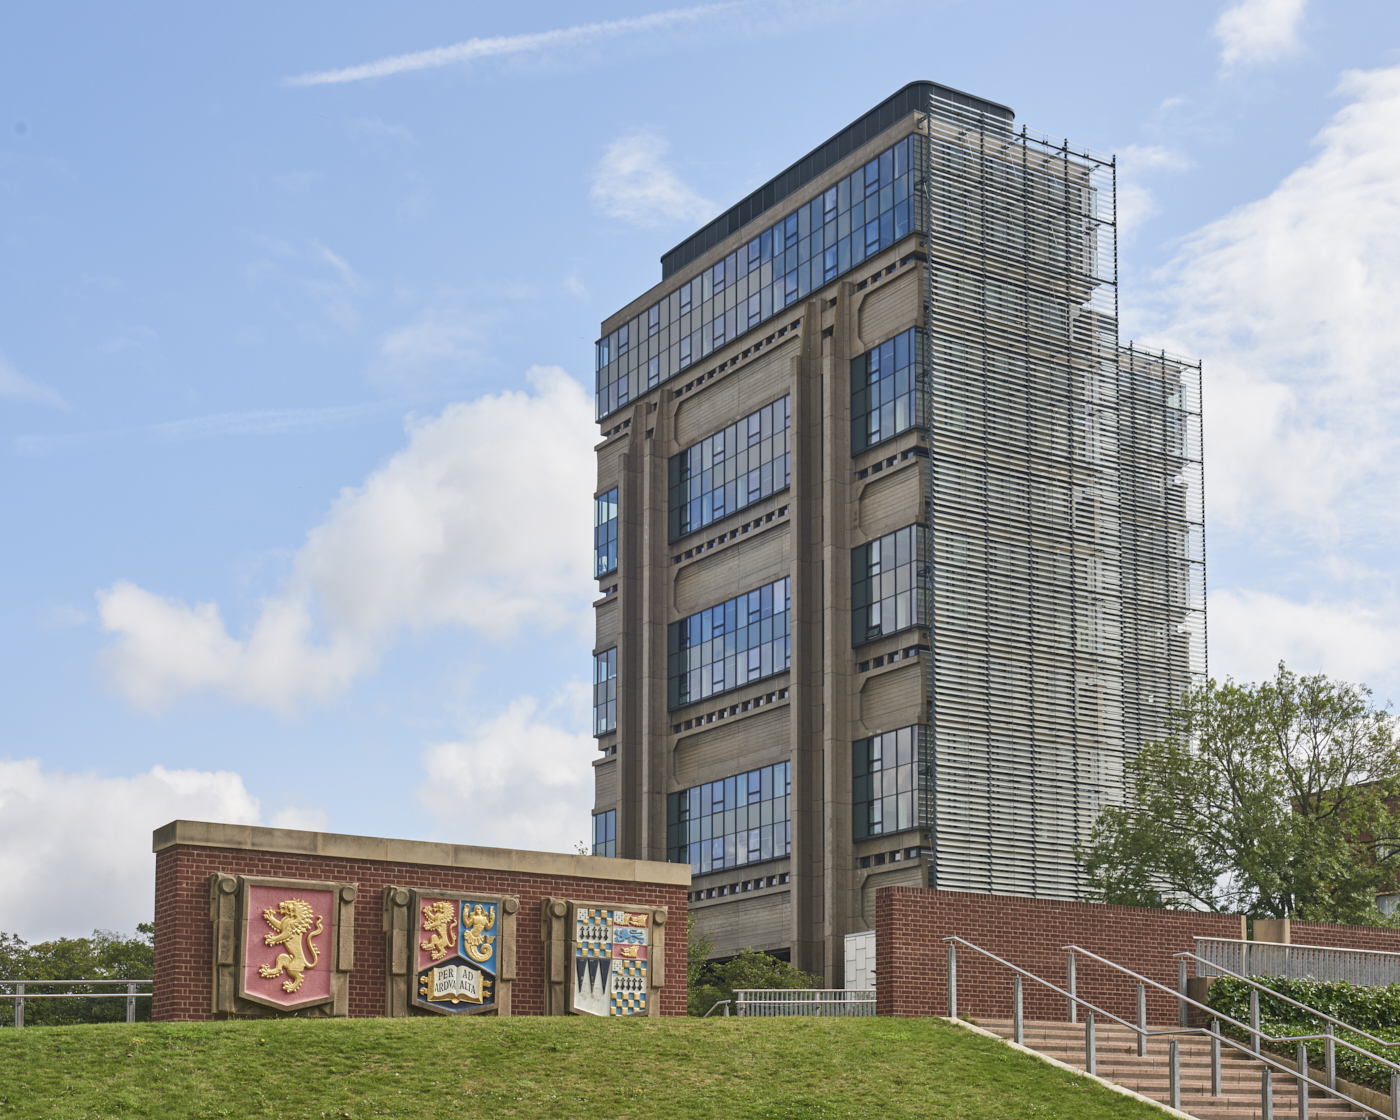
[657,80,1014,280]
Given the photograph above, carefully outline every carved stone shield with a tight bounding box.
[238,880,337,1012]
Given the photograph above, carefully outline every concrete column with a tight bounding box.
[616,423,643,859]
[821,281,856,985]
[636,399,670,862]
[790,303,826,977]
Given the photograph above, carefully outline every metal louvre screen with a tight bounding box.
[916,92,1203,900]
[1118,345,1207,780]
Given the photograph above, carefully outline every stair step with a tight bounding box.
[971,1019,1380,1120]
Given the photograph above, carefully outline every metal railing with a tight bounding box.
[944,936,1400,1119]
[1,980,152,1028]
[1196,937,1400,986]
[733,989,876,1017]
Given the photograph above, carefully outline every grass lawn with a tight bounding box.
[0,1015,1171,1120]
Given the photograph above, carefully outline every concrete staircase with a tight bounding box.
[978,1018,1375,1119]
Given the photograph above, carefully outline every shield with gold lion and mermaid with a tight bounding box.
[409,892,501,1015]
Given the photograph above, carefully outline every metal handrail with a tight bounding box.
[942,937,1144,1038]
[702,999,731,1018]
[0,979,151,987]
[943,936,1396,1120]
[1075,943,1400,1078]
[3,979,152,1029]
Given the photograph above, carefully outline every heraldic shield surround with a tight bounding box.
[382,888,519,1017]
[570,905,654,1017]
[214,874,357,1016]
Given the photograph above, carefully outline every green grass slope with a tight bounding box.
[0,1015,1170,1120]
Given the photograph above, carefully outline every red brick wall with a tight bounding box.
[875,887,1242,1023]
[153,845,687,1021]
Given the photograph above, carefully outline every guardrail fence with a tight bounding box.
[733,989,876,1017]
[1,980,153,1028]
[1195,938,1400,986]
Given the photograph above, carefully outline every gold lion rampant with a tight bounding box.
[461,904,497,964]
[257,898,323,993]
[419,900,458,961]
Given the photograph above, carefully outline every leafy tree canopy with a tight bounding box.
[686,915,819,1015]
[1081,664,1400,924]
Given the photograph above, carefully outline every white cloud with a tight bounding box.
[0,352,64,408]
[285,4,739,86]
[1214,0,1307,68]
[0,761,263,940]
[591,131,715,227]
[1115,145,1192,239]
[1209,589,1400,698]
[418,688,594,853]
[96,367,596,713]
[380,309,481,367]
[1133,64,1400,698]
[1143,65,1400,544]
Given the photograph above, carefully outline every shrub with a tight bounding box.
[1206,975,1400,1092]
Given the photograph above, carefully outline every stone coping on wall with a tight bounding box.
[151,820,691,886]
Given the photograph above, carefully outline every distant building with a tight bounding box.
[588,82,1206,984]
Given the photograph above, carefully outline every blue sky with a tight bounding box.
[4,0,1400,938]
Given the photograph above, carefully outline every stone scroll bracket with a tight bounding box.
[383,886,518,1017]
[382,887,411,1018]
[209,873,239,1015]
[208,872,356,1019]
[542,897,570,1016]
[333,884,357,1016]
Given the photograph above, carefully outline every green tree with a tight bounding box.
[0,924,154,1026]
[1081,664,1400,924]
[686,915,821,1015]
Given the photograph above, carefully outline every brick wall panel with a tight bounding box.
[154,846,686,1021]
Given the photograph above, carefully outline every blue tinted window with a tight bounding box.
[852,726,927,840]
[852,524,930,646]
[851,327,922,453]
[666,761,791,872]
[593,648,617,735]
[592,809,617,858]
[594,487,618,577]
[668,397,791,541]
[667,578,790,710]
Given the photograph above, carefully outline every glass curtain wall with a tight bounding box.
[592,810,617,857]
[596,134,917,419]
[852,328,925,453]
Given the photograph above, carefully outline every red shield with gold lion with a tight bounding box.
[238,882,336,1011]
